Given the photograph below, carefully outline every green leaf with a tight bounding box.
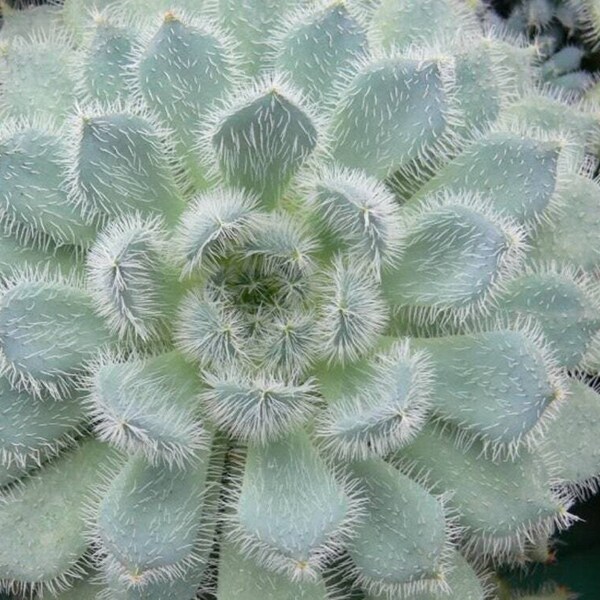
[100,436,226,599]
[86,215,181,341]
[363,550,486,600]
[79,17,136,104]
[217,541,329,600]
[200,372,317,443]
[0,439,116,596]
[412,328,563,455]
[370,0,476,51]
[0,275,113,398]
[214,0,302,75]
[0,123,98,247]
[539,378,600,499]
[0,3,64,43]
[308,166,402,268]
[493,266,600,371]
[0,34,76,120]
[411,128,577,225]
[394,424,571,562]
[381,193,523,320]
[230,430,354,579]
[0,376,86,468]
[317,340,431,459]
[95,443,214,587]
[89,351,206,466]
[345,457,450,597]
[209,83,319,209]
[53,576,104,600]
[0,229,83,279]
[68,110,184,225]
[329,52,458,179]
[528,173,600,272]
[274,2,368,105]
[135,12,235,188]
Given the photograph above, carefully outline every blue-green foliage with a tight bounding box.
[0,1,599,599]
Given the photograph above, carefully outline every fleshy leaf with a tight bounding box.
[345,457,450,598]
[0,3,64,42]
[0,439,115,596]
[539,378,600,500]
[0,34,76,120]
[0,275,113,398]
[411,128,577,224]
[209,83,319,209]
[135,12,235,187]
[95,443,214,587]
[412,328,564,455]
[274,2,368,105]
[68,110,184,225]
[317,340,431,459]
[329,52,458,179]
[363,550,486,600]
[217,541,329,600]
[370,0,476,51]
[87,215,181,341]
[494,266,600,371]
[394,425,571,561]
[0,376,85,468]
[0,123,98,247]
[381,193,524,320]
[528,173,600,272]
[308,166,402,267]
[230,430,354,579]
[318,258,387,363]
[0,229,83,279]
[79,17,136,104]
[88,351,206,466]
[200,371,317,443]
[214,0,299,75]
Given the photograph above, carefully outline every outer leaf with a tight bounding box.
[94,442,213,587]
[0,34,76,120]
[214,0,301,75]
[67,109,184,225]
[135,11,235,187]
[528,173,600,272]
[0,122,98,247]
[79,17,136,104]
[0,275,113,398]
[0,377,86,468]
[539,378,600,499]
[217,541,329,600]
[364,550,486,600]
[274,2,368,105]
[381,193,524,321]
[370,0,476,51]
[411,128,578,225]
[329,52,458,179]
[493,266,600,371]
[0,439,115,597]
[412,328,564,456]
[230,430,356,579]
[394,425,572,562]
[345,457,450,598]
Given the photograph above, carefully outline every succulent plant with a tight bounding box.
[479,0,600,97]
[0,0,600,599]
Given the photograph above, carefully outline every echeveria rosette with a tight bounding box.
[0,1,599,599]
